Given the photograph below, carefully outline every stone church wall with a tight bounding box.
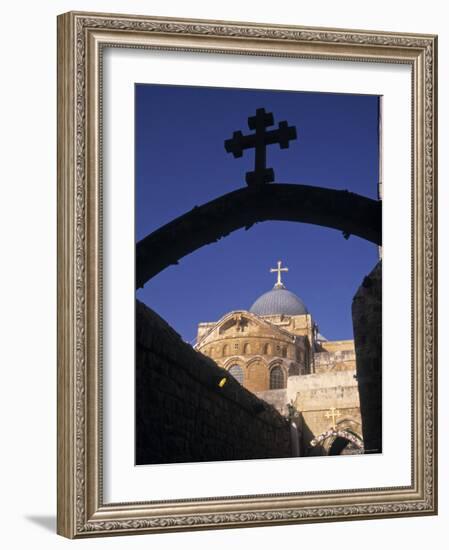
[286,372,362,445]
[314,349,356,373]
[287,371,359,408]
[136,300,292,465]
[255,389,289,416]
[319,340,355,353]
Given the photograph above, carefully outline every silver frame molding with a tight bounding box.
[57,11,438,538]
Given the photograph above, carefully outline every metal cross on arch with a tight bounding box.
[224,108,297,186]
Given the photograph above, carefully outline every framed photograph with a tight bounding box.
[57,11,437,538]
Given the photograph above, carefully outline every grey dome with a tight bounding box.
[250,287,308,316]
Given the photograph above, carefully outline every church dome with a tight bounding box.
[250,286,308,316]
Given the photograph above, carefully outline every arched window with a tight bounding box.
[270,366,285,389]
[243,343,251,354]
[228,365,244,384]
[223,344,229,356]
[263,343,271,355]
[281,346,287,358]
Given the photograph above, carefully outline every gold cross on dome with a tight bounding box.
[270,260,288,288]
[325,407,341,429]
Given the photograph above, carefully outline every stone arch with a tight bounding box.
[268,358,287,369]
[223,357,245,369]
[246,356,267,366]
[328,429,364,455]
[334,416,362,436]
[136,184,381,287]
[310,418,364,456]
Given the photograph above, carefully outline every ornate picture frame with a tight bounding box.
[57,11,437,538]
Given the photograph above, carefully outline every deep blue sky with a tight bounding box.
[135,84,380,343]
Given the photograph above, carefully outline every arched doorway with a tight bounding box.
[328,436,362,455]
[310,428,364,456]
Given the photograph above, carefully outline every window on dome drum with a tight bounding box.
[243,343,251,354]
[228,365,244,385]
[223,344,229,356]
[270,366,285,389]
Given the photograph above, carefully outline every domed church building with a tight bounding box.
[195,261,364,456]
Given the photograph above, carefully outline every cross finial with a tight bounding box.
[270,260,289,289]
[225,108,297,186]
[325,407,341,429]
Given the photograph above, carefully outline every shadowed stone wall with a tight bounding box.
[136,300,292,465]
[352,261,382,454]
